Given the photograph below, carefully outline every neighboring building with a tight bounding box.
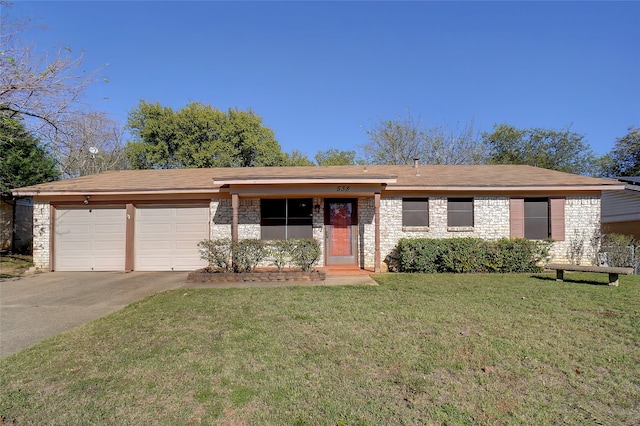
[0,196,33,254]
[11,164,622,272]
[601,176,640,240]
[0,197,11,251]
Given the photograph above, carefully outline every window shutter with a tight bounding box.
[510,198,524,238]
[550,197,565,241]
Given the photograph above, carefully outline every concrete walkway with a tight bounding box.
[1,272,377,358]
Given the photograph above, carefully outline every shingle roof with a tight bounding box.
[11,165,621,196]
[617,176,640,185]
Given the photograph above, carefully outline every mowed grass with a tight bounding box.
[1,273,639,425]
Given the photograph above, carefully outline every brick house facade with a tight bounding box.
[15,165,621,272]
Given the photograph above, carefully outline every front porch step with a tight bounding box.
[317,267,375,277]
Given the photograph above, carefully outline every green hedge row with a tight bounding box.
[394,237,551,273]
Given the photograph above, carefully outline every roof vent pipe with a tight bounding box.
[413,157,420,176]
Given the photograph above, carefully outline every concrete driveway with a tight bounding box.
[0,272,189,358]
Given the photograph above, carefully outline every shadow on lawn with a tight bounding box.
[530,274,613,286]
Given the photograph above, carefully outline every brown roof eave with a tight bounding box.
[386,185,626,192]
[213,176,398,185]
[11,188,224,197]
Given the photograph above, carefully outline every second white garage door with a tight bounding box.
[135,206,209,271]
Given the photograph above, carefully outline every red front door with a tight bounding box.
[325,199,358,265]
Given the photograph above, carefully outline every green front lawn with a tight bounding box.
[2,273,639,424]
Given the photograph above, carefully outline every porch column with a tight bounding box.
[374,192,381,273]
[231,193,239,243]
[125,203,135,271]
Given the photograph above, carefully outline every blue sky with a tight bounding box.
[7,1,640,158]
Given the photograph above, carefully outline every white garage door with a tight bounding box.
[54,207,126,271]
[135,206,209,271]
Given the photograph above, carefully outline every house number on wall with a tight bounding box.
[336,186,350,192]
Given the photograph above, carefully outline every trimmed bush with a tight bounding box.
[198,238,320,272]
[198,238,233,272]
[396,237,551,274]
[268,240,295,272]
[290,239,321,272]
[233,239,267,272]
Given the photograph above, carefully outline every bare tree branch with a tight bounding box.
[1,4,102,144]
[362,111,486,165]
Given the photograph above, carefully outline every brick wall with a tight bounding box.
[28,194,602,272]
[209,196,326,266]
[378,195,602,269]
[550,196,601,265]
[32,202,50,270]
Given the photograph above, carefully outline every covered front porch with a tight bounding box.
[211,174,397,273]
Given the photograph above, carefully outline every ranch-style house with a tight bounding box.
[11,163,623,272]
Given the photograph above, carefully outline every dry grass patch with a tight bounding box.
[0,254,32,279]
[1,272,639,424]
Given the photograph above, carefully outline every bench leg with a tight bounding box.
[556,270,564,282]
[608,273,619,287]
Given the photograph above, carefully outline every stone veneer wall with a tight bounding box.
[312,197,325,266]
[358,197,375,268]
[32,201,50,270]
[378,195,602,269]
[209,196,326,266]
[379,197,511,268]
[31,195,600,272]
[550,196,601,265]
[206,195,603,270]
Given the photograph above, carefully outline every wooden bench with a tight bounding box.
[546,263,634,286]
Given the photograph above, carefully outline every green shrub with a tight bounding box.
[233,239,267,272]
[488,238,551,273]
[395,237,551,274]
[439,238,487,273]
[600,233,637,268]
[266,240,295,271]
[396,238,440,273]
[290,239,321,272]
[198,239,233,272]
[199,238,320,272]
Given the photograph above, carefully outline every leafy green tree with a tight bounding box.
[1,115,59,195]
[315,148,358,166]
[605,126,640,177]
[125,101,287,169]
[284,150,315,166]
[482,124,598,175]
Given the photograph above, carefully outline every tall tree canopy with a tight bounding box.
[0,115,59,195]
[362,112,486,165]
[284,150,315,166]
[125,101,287,169]
[604,126,640,177]
[482,124,598,175]
[315,148,358,166]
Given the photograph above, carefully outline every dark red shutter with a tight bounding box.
[550,197,565,241]
[510,198,524,238]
